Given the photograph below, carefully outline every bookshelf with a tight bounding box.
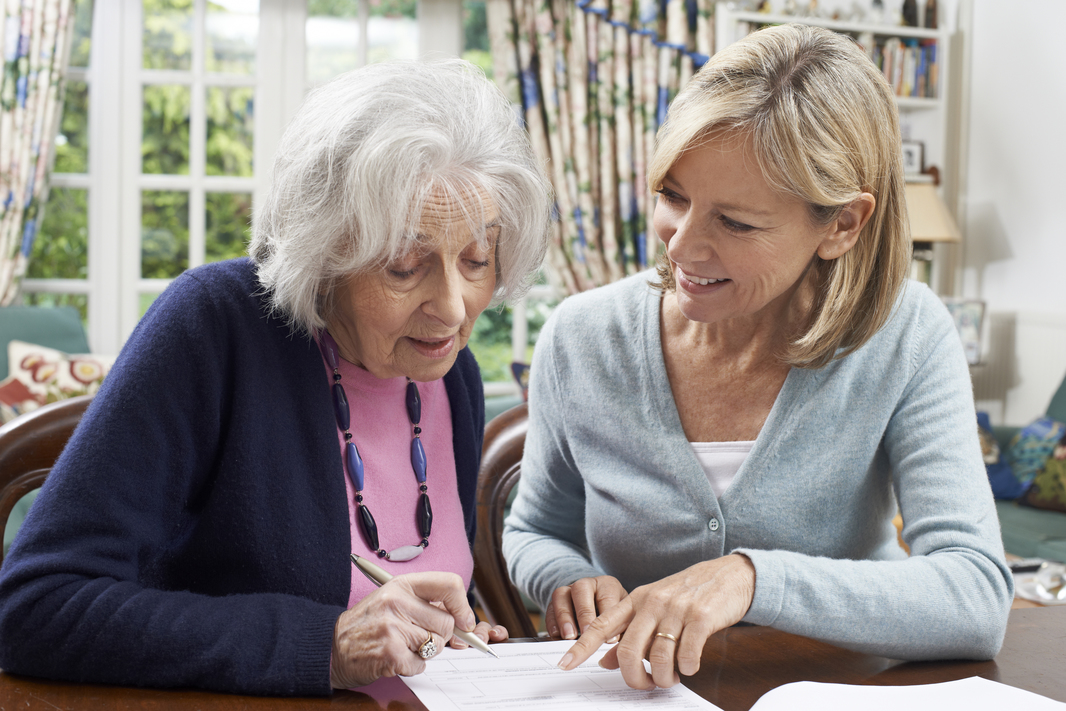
[713,4,961,295]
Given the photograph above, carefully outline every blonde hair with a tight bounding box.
[649,24,910,368]
[251,58,552,335]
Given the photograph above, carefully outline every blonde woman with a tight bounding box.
[504,24,1011,690]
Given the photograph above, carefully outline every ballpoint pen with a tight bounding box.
[350,553,500,659]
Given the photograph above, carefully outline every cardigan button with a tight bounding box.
[707,517,720,532]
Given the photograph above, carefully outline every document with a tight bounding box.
[750,676,1066,711]
[401,639,722,710]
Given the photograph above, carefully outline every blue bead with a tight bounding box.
[332,383,350,431]
[406,381,421,424]
[346,441,364,490]
[411,437,427,483]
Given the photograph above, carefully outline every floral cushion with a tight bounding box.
[1022,433,1066,513]
[1006,416,1066,489]
[0,340,114,423]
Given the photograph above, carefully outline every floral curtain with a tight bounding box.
[0,0,75,306]
[487,0,714,295]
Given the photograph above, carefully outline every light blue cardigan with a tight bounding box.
[504,272,1013,661]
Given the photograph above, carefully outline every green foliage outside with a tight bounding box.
[143,0,193,70]
[29,188,88,281]
[142,84,191,175]
[466,297,556,383]
[68,0,93,68]
[141,190,189,279]
[53,80,88,173]
[206,192,253,262]
[206,87,254,177]
[461,0,491,74]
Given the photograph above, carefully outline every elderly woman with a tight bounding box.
[0,59,550,695]
[504,24,1012,691]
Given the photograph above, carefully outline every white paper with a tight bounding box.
[750,676,1066,711]
[401,639,722,711]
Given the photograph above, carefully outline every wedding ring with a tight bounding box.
[418,634,438,659]
[655,632,678,643]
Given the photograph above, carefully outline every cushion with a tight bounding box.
[1006,416,1066,489]
[1022,433,1066,513]
[978,411,1027,500]
[0,376,40,423]
[0,305,89,377]
[1,340,114,423]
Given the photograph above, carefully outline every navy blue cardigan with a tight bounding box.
[0,259,485,696]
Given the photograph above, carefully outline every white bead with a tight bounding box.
[387,545,424,562]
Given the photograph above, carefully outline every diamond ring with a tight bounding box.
[418,634,438,659]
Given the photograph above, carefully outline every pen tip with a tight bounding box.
[488,648,500,659]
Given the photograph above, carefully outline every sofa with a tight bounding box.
[991,373,1066,561]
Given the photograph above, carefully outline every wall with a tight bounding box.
[961,1,1066,426]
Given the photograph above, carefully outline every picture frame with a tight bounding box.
[901,140,925,176]
[941,298,985,366]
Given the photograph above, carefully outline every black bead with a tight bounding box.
[406,381,422,424]
[413,426,422,435]
[417,492,433,538]
[355,494,363,502]
[376,549,387,558]
[333,372,342,381]
[421,538,429,547]
[344,432,352,440]
[357,504,379,551]
[419,484,427,492]
[331,382,350,430]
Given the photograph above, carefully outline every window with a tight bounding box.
[21,0,549,394]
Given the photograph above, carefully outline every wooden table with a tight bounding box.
[1,606,1062,710]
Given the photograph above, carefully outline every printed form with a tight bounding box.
[402,639,721,711]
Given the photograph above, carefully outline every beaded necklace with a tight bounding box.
[320,330,432,562]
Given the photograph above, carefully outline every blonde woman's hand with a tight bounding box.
[556,554,755,690]
[544,575,628,640]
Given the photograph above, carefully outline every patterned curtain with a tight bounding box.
[487,0,714,295]
[0,0,75,305]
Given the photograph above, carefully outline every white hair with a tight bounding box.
[250,58,552,335]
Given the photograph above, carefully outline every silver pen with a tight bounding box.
[350,553,500,659]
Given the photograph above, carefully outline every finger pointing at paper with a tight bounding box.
[556,554,756,690]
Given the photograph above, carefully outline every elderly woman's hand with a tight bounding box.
[330,571,477,688]
[544,575,628,640]
[557,554,755,690]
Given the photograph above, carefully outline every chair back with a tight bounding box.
[472,402,538,638]
[0,395,92,565]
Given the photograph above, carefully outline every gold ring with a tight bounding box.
[655,632,678,643]
[418,634,438,659]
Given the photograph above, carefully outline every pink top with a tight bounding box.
[320,352,474,608]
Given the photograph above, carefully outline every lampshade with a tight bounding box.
[905,182,961,243]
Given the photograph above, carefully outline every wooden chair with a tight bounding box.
[0,395,92,565]
[472,402,539,638]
